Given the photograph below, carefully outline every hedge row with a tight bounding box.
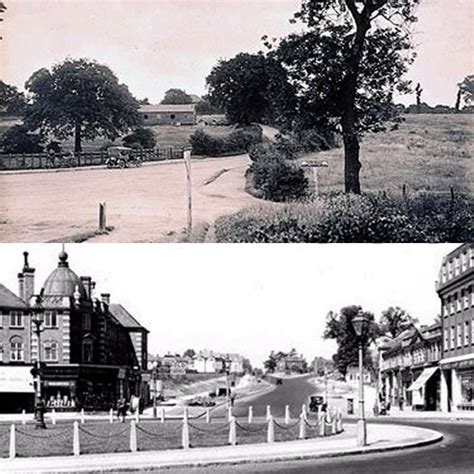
[214,193,473,243]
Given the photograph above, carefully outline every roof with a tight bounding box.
[138,104,195,113]
[109,304,148,332]
[0,283,28,309]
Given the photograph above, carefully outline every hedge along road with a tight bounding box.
[0,155,260,243]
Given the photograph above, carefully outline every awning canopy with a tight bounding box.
[407,367,438,392]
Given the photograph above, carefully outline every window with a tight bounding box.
[448,261,453,279]
[10,311,23,328]
[450,296,455,314]
[463,289,469,309]
[441,265,447,283]
[458,323,462,347]
[472,318,474,344]
[444,328,449,351]
[82,313,91,331]
[461,252,467,272]
[82,340,93,363]
[454,257,460,276]
[170,114,176,120]
[450,326,455,349]
[44,311,58,328]
[10,337,24,361]
[456,295,462,312]
[144,114,148,119]
[465,322,470,346]
[44,341,58,361]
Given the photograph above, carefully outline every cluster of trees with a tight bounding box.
[324,305,419,378]
[263,348,309,374]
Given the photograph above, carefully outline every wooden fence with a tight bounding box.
[0,147,184,171]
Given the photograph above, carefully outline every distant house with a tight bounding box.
[274,349,307,374]
[193,350,245,374]
[138,104,196,126]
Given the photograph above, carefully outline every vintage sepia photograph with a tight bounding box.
[0,0,472,243]
[0,242,472,473]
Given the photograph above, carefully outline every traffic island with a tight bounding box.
[0,422,442,473]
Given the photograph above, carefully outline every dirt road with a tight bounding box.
[0,155,258,242]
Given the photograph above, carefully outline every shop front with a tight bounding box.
[406,366,440,411]
[0,365,35,413]
[440,356,474,412]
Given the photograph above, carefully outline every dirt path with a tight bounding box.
[0,155,259,243]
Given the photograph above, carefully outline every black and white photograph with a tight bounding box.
[0,0,472,473]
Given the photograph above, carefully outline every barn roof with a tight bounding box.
[139,104,195,113]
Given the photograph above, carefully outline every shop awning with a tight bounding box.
[407,367,438,392]
[0,366,34,393]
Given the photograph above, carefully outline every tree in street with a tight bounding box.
[379,306,418,339]
[324,305,379,377]
[264,351,277,373]
[271,0,419,193]
[161,88,192,105]
[24,58,141,153]
[0,124,44,153]
[0,80,27,115]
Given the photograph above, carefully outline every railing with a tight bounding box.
[0,147,184,171]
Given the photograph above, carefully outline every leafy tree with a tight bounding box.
[458,75,474,107]
[161,88,192,105]
[263,351,277,373]
[195,97,223,115]
[270,0,419,193]
[206,53,295,126]
[242,357,253,373]
[24,58,141,153]
[415,83,423,113]
[183,348,196,358]
[379,306,417,339]
[0,81,26,115]
[324,305,379,377]
[122,127,156,149]
[0,124,44,153]
[139,97,150,105]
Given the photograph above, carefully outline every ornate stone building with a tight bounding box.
[0,249,148,413]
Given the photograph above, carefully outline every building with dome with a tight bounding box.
[0,249,149,413]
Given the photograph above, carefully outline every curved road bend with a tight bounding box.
[166,375,474,474]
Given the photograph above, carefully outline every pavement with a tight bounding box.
[0,422,442,473]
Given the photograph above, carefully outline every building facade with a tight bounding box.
[138,104,196,126]
[437,243,474,412]
[0,250,148,413]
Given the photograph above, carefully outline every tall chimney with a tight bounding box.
[101,293,110,305]
[21,251,35,302]
[80,276,92,299]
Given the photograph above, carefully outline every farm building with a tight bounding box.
[138,104,196,126]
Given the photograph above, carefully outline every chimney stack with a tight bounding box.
[19,251,35,302]
[80,276,92,299]
[101,293,111,305]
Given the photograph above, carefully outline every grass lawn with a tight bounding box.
[0,416,326,458]
[303,114,473,195]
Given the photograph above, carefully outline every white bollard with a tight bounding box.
[298,413,306,440]
[318,412,325,437]
[285,405,290,425]
[9,424,15,459]
[267,415,275,443]
[227,405,233,422]
[21,410,26,425]
[337,408,343,432]
[73,421,80,456]
[331,409,337,434]
[135,409,140,423]
[130,420,137,452]
[206,408,211,424]
[182,414,190,450]
[109,408,114,424]
[52,409,56,425]
[160,407,165,423]
[248,406,253,424]
[228,416,237,446]
[266,405,271,421]
[80,408,85,424]
[301,404,307,421]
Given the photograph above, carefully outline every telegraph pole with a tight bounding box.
[183,147,192,236]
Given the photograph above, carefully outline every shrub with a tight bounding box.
[214,193,473,243]
[190,125,262,157]
[0,125,44,153]
[122,127,156,149]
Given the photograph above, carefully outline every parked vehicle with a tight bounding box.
[309,394,327,412]
[106,146,142,168]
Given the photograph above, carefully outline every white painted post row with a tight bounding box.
[248,405,253,424]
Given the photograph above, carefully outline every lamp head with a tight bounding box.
[352,311,370,338]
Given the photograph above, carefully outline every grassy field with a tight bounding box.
[303,114,473,195]
[0,416,329,458]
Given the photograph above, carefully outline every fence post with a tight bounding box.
[402,183,407,198]
[160,407,165,423]
[135,408,140,424]
[266,405,271,422]
[206,408,211,424]
[80,408,85,424]
[301,404,307,421]
[298,414,306,440]
[248,405,253,424]
[229,416,237,446]
[22,409,26,425]
[130,420,137,452]
[52,408,56,425]
[318,412,325,437]
[267,415,275,443]
[109,408,114,424]
[99,202,107,232]
[182,409,190,450]
[73,421,80,456]
[285,405,290,425]
[451,186,455,201]
[9,424,15,459]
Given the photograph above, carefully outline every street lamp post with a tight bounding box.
[152,361,159,419]
[31,295,46,429]
[352,310,370,447]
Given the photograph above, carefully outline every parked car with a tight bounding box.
[309,394,327,412]
[106,146,142,168]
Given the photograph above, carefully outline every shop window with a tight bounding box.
[10,311,23,328]
[44,341,58,361]
[10,337,24,361]
[44,311,58,328]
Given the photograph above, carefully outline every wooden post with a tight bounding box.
[248,405,253,424]
[73,421,80,456]
[450,186,455,201]
[99,202,107,232]
[402,183,407,198]
[183,149,192,236]
[229,416,237,446]
[267,415,275,443]
[130,420,137,452]
[285,405,290,425]
[298,414,306,440]
[9,424,15,459]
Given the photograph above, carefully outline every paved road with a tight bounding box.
[167,375,474,473]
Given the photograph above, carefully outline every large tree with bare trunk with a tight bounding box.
[271,0,419,193]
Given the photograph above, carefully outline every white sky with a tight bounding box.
[0,243,457,367]
[0,0,473,106]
